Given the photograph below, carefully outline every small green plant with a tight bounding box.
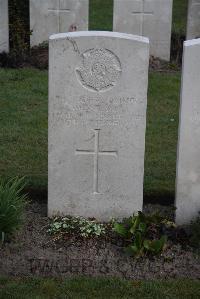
[0,177,28,243]
[48,216,106,239]
[113,212,168,257]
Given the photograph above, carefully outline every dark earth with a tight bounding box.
[29,48,181,72]
[0,44,181,72]
[0,201,199,279]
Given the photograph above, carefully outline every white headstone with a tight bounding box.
[30,0,88,46]
[0,0,9,53]
[176,38,200,225]
[113,0,173,61]
[48,31,149,220]
[186,0,200,40]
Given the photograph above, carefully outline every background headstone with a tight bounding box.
[0,0,9,53]
[176,38,200,225]
[48,31,149,220]
[30,0,88,46]
[186,0,200,40]
[113,0,173,61]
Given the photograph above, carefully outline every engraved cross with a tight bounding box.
[48,0,71,32]
[131,0,154,35]
[75,129,117,194]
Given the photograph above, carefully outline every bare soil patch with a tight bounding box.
[0,201,199,279]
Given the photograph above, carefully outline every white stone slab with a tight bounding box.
[176,38,200,225]
[30,0,88,46]
[186,0,200,40]
[113,0,173,61]
[48,31,149,220]
[0,0,9,53]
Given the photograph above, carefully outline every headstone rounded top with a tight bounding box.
[49,31,149,44]
[184,38,200,47]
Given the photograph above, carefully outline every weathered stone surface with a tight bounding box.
[176,38,200,225]
[113,0,173,61]
[48,31,149,220]
[30,0,88,46]
[186,0,200,40]
[0,0,9,53]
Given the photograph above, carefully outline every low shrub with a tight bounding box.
[30,42,49,69]
[0,177,28,243]
[113,212,173,257]
[48,216,107,240]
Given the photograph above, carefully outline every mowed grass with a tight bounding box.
[0,69,48,189]
[145,72,180,200]
[172,0,188,33]
[89,0,113,31]
[0,277,199,299]
[89,0,188,33]
[0,68,180,199]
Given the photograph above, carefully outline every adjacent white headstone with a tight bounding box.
[30,0,88,46]
[48,31,149,220]
[176,38,200,225]
[113,0,173,61]
[186,0,200,40]
[0,0,9,53]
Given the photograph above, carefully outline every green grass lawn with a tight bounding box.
[172,0,188,33]
[90,0,113,31]
[0,69,48,189]
[0,68,180,200]
[89,0,188,33]
[145,72,180,201]
[0,277,199,299]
